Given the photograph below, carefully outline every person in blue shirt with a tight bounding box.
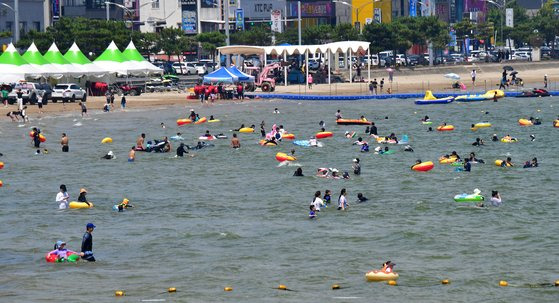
[309,205,316,219]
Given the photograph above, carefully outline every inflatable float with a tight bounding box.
[422,121,433,125]
[455,89,504,102]
[101,137,112,144]
[336,119,372,125]
[454,193,484,202]
[29,132,47,142]
[316,131,333,139]
[411,161,434,172]
[471,122,491,130]
[293,140,323,147]
[501,137,518,143]
[208,119,220,123]
[365,270,399,282]
[259,140,277,146]
[198,135,216,141]
[439,157,459,164]
[176,119,192,126]
[275,152,296,162]
[216,134,228,139]
[374,136,397,144]
[281,133,295,140]
[436,125,455,131]
[515,89,550,98]
[45,251,80,263]
[68,201,94,209]
[495,160,513,167]
[414,90,454,105]
[170,135,184,141]
[554,120,559,128]
[518,118,533,126]
[239,127,254,133]
[194,117,207,124]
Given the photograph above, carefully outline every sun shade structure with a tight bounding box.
[203,67,240,84]
[64,42,109,76]
[217,41,372,87]
[0,43,45,80]
[21,42,64,78]
[93,41,128,74]
[121,41,163,75]
[227,66,255,82]
[43,42,87,77]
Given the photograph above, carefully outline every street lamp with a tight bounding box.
[483,0,514,47]
[1,1,19,43]
[333,0,382,33]
[104,0,158,21]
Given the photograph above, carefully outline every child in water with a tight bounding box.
[309,205,316,219]
[323,190,331,204]
[116,198,134,212]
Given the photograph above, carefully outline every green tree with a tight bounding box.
[332,23,360,41]
[154,27,194,73]
[230,26,272,46]
[275,28,299,45]
[196,31,226,61]
[302,24,333,44]
[362,22,394,65]
[487,3,530,46]
[533,2,559,51]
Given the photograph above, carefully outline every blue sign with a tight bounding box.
[52,0,60,19]
[236,8,244,30]
[449,30,457,47]
[409,0,417,17]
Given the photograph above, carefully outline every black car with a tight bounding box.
[408,55,428,66]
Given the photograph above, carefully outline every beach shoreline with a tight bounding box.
[2,62,558,119]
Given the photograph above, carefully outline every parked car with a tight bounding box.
[408,55,428,66]
[513,51,530,60]
[7,82,46,105]
[153,61,175,74]
[188,62,207,75]
[395,54,409,66]
[172,62,197,75]
[112,83,143,96]
[51,83,87,102]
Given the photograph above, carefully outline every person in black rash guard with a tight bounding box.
[77,188,91,206]
[32,127,41,148]
[80,223,95,262]
[176,143,188,157]
[189,109,196,121]
[369,122,377,136]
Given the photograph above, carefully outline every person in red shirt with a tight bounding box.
[237,84,244,99]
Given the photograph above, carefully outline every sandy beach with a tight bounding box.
[2,61,558,119]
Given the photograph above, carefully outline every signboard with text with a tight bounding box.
[374,8,381,24]
[241,0,286,19]
[236,8,245,30]
[409,0,417,17]
[182,3,197,34]
[271,9,282,33]
[52,0,60,20]
[288,1,332,18]
[505,8,514,27]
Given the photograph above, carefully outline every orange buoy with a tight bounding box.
[0,162,4,169]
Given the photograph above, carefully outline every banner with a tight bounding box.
[236,8,245,30]
[420,0,435,17]
[409,0,417,17]
[271,9,282,33]
[289,1,332,18]
[182,7,197,34]
[505,8,514,28]
[52,0,60,20]
[374,8,382,24]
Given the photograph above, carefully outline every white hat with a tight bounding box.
[330,168,339,173]
[352,158,358,162]
[108,151,114,156]
[473,188,481,195]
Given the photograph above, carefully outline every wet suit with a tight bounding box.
[176,144,188,157]
[33,130,41,148]
[81,232,95,262]
[77,193,91,206]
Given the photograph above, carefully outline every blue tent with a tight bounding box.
[203,67,238,84]
[227,66,255,82]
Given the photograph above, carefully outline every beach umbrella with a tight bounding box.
[510,71,518,75]
[503,66,514,71]
[93,41,128,74]
[0,43,45,79]
[64,42,110,76]
[22,42,64,79]
[444,73,460,80]
[386,67,394,72]
[43,42,87,77]
[121,40,163,75]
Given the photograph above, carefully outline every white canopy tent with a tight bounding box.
[217,41,371,87]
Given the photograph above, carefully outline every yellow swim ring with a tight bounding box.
[365,270,399,282]
[239,127,254,133]
[69,201,94,209]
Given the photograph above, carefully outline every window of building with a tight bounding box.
[152,0,160,9]
[86,0,106,9]
[19,22,27,34]
[33,22,41,31]
[64,0,86,6]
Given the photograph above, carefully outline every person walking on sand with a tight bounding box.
[380,78,384,93]
[471,69,476,87]
[307,73,313,89]
[37,92,44,114]
[16,89,23,110]
[121,95,126,109]
[60,133,69,152]
[372,78,378,95]
[79,101,88,117]
[80,223,96,262]
[388,69,394,83]
[544,74,548,88]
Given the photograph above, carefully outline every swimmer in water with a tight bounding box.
[311,191,324,211]
[330,168,340,179]
[352,158,361,175]
[293,167,303,176]
[335,109,342,119]
[421,115,430,122]
[472,137,484,146]
[357,193,369,203]
[323,190,331,204]
[60,133,69,152]
[234,124,245,131]
[128,146,135,162]
[160,122,166,129]
[274,108,280,114]
[501,157,513,167]
[116,198,134,212]
[309,205,316,219]
[342,172,350,179]
[463,158,471,172]
[102,151,115,159]
[204,130,212,137]
[490,191,502,206]
[136,133,146,151]
[77,188,91,206]
[337,188,348,210]
[404,145,414,152]
[189,109,196,121]
[492,134,498,141]
[360,142,370,152]
[231,133,241,148]
[428,127,433,132]
[176,143,188,157]
[380,261,395,273]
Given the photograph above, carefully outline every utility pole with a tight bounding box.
[298,1,301,45]
[14,0,19,42]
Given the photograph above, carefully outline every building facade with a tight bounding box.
[0,0,50,39]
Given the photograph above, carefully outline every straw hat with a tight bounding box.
[80,188,87,193]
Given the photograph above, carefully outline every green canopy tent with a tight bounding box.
[22,42,64,79]
[121,40,162,75]
[0,43,43,82]
[64,42,109,76]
